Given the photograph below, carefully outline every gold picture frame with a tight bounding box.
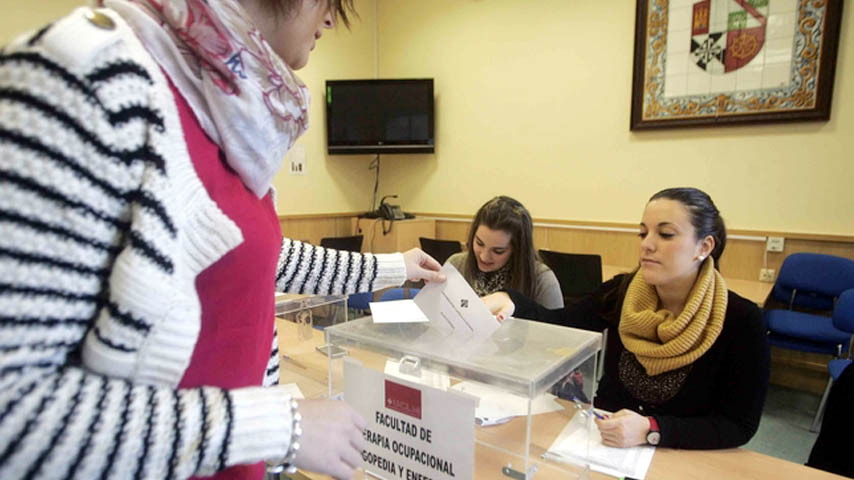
[630,0,843,129]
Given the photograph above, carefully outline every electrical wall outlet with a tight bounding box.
[759,268,776,282]
[766,236,785,252]
[288,145,306,175]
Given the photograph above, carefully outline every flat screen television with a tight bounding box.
[325,79,434,155]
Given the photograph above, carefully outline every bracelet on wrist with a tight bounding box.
[266,398,303,475]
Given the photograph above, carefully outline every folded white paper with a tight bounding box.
[369,299,429,323]
[383,359,451,390]
[450,381,563,424]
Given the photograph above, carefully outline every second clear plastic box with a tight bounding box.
[274,293,348,399]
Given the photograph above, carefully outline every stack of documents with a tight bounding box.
[544,416,655,479]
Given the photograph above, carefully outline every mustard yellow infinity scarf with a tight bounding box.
[619,259,728,376]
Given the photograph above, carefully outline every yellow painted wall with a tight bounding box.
[0,0,378,216]
[375,0,854,236]
[0,1,87,44]
[271,0,379,215]
[5,1,852,236]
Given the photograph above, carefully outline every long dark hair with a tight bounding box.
[463,196,537,299]
[604,187,727,322]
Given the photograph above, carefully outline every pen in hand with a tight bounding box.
[572,396,608,420]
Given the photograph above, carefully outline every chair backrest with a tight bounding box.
[772,253,854,311]
[347,292,373,311]
[320,235,363,253]
[419,237,463,266]
[379,288,421,302]
[538,250,603,300]
[833,289,854,334]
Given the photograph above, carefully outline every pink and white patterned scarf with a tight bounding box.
[105,0,310,198]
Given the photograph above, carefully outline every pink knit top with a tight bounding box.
[169,80,281,480]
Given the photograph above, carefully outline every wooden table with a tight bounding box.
[274,319,840,479]
[602,265,773,306]
[351,217,436,253]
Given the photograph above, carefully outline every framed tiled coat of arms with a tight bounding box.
[630,0,843,129]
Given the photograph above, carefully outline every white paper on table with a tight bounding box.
[413,264,500,338]
[383,359,451,390]
[450,381,563,424]
[369,299,429,323]
[280,382,305,400]
[544,416,655,479]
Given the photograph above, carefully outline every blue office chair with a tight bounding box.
[765,253,854,356]
[379,288,421,302]
[811,289,854,432]
[347,292,373,319]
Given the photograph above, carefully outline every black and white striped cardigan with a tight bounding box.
[0,8,406,479]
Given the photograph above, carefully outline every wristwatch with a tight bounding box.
[646,416,661,446]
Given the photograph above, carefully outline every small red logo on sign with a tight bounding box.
[384,380,422,419]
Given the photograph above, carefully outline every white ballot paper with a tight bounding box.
[544,416,655,479]
[450,381,563,425]
[384,359,451,390]
[413,264,500,338]
[370,299,430,323]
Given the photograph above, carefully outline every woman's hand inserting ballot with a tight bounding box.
[403,248,445,283]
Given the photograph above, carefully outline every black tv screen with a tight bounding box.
[326,79,434,155]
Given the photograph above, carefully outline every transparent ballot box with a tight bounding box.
[274,293,348,400]
[323,316,603,479]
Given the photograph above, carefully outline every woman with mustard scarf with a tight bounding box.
[485,187,770,450]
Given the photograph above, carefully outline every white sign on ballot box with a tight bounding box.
[343,359,475,480]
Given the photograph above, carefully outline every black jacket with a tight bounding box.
[509,273,770,449]
[807,361,854,477]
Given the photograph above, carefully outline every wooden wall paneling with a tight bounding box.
[279,217,352,245]
[542,228,640,268]
[404,218,854,283]
[351,218,436,253]
[435,221,470,246]
[387,218,436,253]
[718,239,767,281]
[353,217,386,251]
[784,238,854,261]
[532,226,549,253]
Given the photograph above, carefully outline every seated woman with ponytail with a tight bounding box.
[484,188,770,450]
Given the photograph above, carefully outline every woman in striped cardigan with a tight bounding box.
[0,1,441,479]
